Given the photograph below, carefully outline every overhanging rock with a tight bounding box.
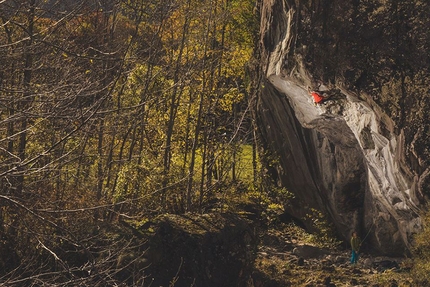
[256,0,425,255]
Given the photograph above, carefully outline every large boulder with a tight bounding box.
[255,0,429,255]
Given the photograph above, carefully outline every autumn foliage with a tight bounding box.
[0,0,259,285]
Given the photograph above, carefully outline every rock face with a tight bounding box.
[255,0,429,255]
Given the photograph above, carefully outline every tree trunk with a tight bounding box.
[16,0,36,194]
[161,0,192,207]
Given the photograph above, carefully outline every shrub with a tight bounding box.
[411,208,430,285]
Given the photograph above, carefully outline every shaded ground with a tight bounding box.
[251,225,415,287]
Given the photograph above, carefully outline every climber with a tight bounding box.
[350,231,361,265]
[308,86,331,105]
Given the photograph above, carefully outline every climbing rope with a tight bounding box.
[361,220,375,243]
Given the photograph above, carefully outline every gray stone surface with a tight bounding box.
[256,0,426,255]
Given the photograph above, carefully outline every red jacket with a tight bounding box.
[311,92,324,103]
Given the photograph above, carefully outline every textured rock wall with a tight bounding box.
[256,0,429,255]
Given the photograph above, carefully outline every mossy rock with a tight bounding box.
[139,212,258,287]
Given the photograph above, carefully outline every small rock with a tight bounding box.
[297,257,305,266]
[362,258,373,268]
[352,268,362,274]
[322,265,335,272]
[324,276,336,286]
[334,255,348,264]
[292,244,330,259]
[373,260,399,272]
